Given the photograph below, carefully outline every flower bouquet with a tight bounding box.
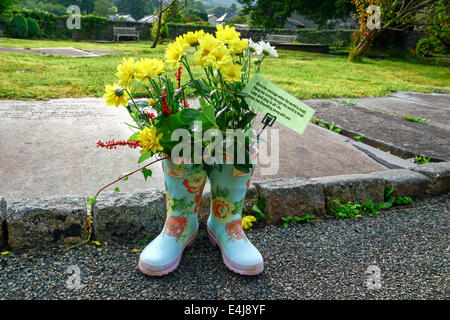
[90,26,278,276]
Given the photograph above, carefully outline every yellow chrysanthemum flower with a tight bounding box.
[210,43,232,68]
[134,58,165,82]
[228,38,249,54]
[194,33,220,68]
[137,126,164,154]
[242,215,257,230]
[115,58,135,88]
[148,98,156,106]
[183,30,205,47]
[221,62,243,84]
[216,25,240,45]
[165,39,187,69]
[102,84,129,107]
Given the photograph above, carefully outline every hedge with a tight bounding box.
[3,9,153,41]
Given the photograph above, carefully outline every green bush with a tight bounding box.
[151,23,169,44]
[416,38,435,57]
[8,14,29,38]
[27,17,41,38]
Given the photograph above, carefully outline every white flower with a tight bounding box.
[258,41,278,57]
[247,39,262,56]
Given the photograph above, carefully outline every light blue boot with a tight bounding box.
[207,164,264,275]
[139,159,207,276]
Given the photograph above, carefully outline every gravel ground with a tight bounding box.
[0,195,448,300]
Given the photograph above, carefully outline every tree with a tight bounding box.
[151,0,188,48]
[0,0,17,15]
[420,0,449,49]
[93,0,113,17]
[349,0,438,61]
[116,0,155,20]
[238,0,353,28]
[182,0,208,21]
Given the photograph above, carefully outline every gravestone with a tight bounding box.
[0,98,391,202]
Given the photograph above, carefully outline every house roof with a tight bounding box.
[139,15,157,23]
[216,13,227,23]
[286,17,305,27]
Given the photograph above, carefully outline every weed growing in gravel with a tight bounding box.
[414,155,431,164]
[354,134,366,142]
[331,187,414,219]
[310,118,342,133]
[404,114,429,123]
[281,215,316,228]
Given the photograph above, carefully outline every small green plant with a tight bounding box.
[354,134,365,142]
[310,118,342,134]
[404,114,429,123]
[252,198,266,221]
[414,155,431,164]
[339,99,357,105]
[328,122,342,134]
[330,200,362,219]
[281,216,302,228]
[395,196,413,206]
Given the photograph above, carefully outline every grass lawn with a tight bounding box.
[0,37,449,100]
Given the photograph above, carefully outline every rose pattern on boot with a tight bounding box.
[211,186,245,226]
[164,216,188,237]
[182,172,207,194]
[225,219,246,241]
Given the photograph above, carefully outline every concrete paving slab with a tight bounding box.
[0,98,165,203]
[0,47,43,55]
[306,98,450,161]
[340,95,450,130]
[0,98,388,202]
[31,47,99,57]
[390,91,450,110]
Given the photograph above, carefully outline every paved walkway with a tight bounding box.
[0,195,447,299]
[306,91,450,161]
[0,98,388,202]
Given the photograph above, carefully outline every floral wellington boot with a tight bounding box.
[207,164,264,275]
[139,159,207,276]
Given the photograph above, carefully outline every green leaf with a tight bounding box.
[122,176,128,181]
[91,241,101,246]
[138,151,153,164]
[177,108,200,125]
[134,100,150,109]
[1,251,11,255]
[252,204,263,215]
[114,187,120,192]
[87,197,96,205]
[142,168,152,181]
[200,103,217,129]
[128,132,139,142]
[404,114,415,121]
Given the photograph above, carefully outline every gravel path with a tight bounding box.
[0,195,448,300]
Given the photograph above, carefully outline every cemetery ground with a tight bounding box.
[0,37,449,299]
[0,37,448,100]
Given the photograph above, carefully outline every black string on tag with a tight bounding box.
[257,113,276,142]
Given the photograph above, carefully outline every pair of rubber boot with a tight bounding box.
[138,159,263,276]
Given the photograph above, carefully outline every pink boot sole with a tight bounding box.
[138,229,198,277]
[207,225,264,276]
